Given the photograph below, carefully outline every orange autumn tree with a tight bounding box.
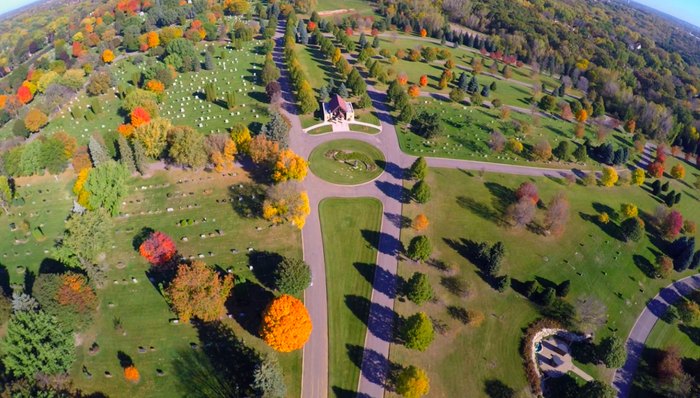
[56,273,97,313]
[420,28,427,37]
[419,75,428,87]
[124,365,140,383]
[167,261,234,323]
[0,95,7,109]
[397,72,408,85]
[259,294,312,352]
[130,107,151,127]
[145,79,164,94]
[102,49,115,63]
[575,109,588,123]
[117,123,135,137]
[408,85,420,98]
[139,231,177,266]
[146,31,160,47]
[17,85,32,104]
[272,149,307,182]
[412,214,429,231]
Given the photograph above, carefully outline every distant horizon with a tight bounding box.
[0,0,43,18]
[633,0,700,28]
[0,0,698,31]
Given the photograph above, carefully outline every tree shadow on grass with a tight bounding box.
[353,262,402,299]
[374,180,409,203]
[361,229,402,256]
[228,280,274,337]
[38,257,68,275]
[484,379,516,398]
[331,387,372,398]
[117,351,133,368]
[579,212,625,242]
[345,295,397,343]
[484,182,515,215]
[456,195,501,225]
[679,324,700,347]
[172,321,260,397]
[228,182,265,218]
[0,263,10,296]
[247,250,283,290]
[633,254,657,279]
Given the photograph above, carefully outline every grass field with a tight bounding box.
[319,198,382,397]
[314,0,376,16]
[391,167,699,397]
[309,139,385,185]
[396,98,629,168]
[0,168,303,397]
[0,41,270,143]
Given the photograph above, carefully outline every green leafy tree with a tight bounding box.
[168,126,207,168]
[406,272,434,305]
[61,208,114,263]
[620,217,644,242]
[261,53,281,85]
[2,311,75,378]
[598,335,626,368]
[298,80,318,114]
[573,144,588,162]
[412,180,431,203]
[553,141,571,161]
[0,175,13,214]
[411,112,441,138]
[83,161,130,216]
[407,236,432,261]
[205,82,217,103]
[401,312,434,351]
[273,257,311,295]
[394,365,430,398]
[408,157,427,180]
[581,380,616,398]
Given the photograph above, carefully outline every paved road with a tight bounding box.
[273,21,629,398]
[613,274,700,398]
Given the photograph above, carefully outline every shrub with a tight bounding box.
[406,236,431,261]
[405,272,434,305]
[621,217,644,242]
[400,312,434,351]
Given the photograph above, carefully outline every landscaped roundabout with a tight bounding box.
[308,139,385,185]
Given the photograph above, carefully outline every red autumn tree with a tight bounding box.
[420,28,427,37]
[307,21,316,31]
[656,346,684,381]
[515,182,539,203]
[130,107,151,127]
[17,85,32,104]
[656,145,667,164]
[660,210,683,239]
[72,41,84,57]
[647,161,664,178]
[139,231,177,266]
[56,273,97,313]
[419,75,428,87]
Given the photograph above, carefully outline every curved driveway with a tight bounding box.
[271,21,634,398]
[613,274,700,398]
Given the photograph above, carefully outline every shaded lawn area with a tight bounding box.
[319,198,382,397]
[396,98,631,169]
[63,169,302,397]
[393,167,700,397]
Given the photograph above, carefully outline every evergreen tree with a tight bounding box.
[204,52,215,71]
[490,81,497,91]
[298,80,319,115]
[117,135,136,173]
[318,85,330,102]
[132,140,148,175]
[336,83,349,98]
[357,92,373,109]
[358,32,367,48]
[226,92,236,110]
[264,110,290,147]
[372,35,380,48]
[467,76,479,93]
[457,72,469,91]
[204,82,217,102]
[88,136,110,166]
[398,102,415,123]
[408,157,427,180]
[480,85,490,97]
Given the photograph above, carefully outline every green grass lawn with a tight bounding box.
[315,0,376,16]
[396,97,630,168]
[319,197,382,397]
[391,167,699,397]
[309,139,385,185]
[1,168,303,397]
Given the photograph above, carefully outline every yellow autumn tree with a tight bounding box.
[259,294,312,352]
[632,168,645,186]
[101,49,115,63]
[146,31,160,48]
[395,365,430,398]
[230,123,252,154]
[272,149,307,182]
[262,182,310,229]
[73,168,92,208]
[133,118,172,158]
[167,261,234,323]
[620,203,638,219]
[575,109,588,123]
[600,166,618,187]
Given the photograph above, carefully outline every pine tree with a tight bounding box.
[480,85,490,98]
[117,135,136,173]
[226,92,236,110]
[88,136,110,166]
[298,80,319,115]
[458,72,469,91]
[467,76,479,93]
[132,140,148,175]
[204,82,217,102]
[372,35,380,48]
[204,52,215,70]
[358,32,367,48]
[336,83,349,98]
[409,157,427,180]
[318,85,330,102]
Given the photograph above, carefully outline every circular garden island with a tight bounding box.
[308,139,385,185]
